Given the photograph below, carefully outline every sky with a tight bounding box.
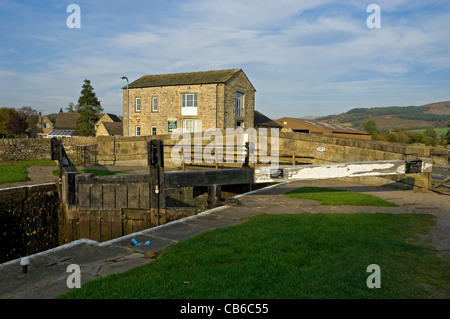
[0,0,449,119]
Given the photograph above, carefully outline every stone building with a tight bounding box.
[29,112,54,138]
[96,122,123,137]
[95,113,122,137]
[48,110,122,138]
[47,110,80,138]
[122,68,256,136]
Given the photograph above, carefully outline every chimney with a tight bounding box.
[38,112,42,123]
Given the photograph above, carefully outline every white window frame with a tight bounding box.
[181,93,198,116]
[152,97,158,112]
[136,98,141,112]
[181,119,200,133]
[182,93,197,107]
[151,126,157,135]
[236,92,244,117]
[135,126,141,136]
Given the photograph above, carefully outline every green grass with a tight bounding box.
[286,187,398,207]
[0,159,57,184]
[52,169,129,177]
[58,213,450,299]
[412,127,448,138]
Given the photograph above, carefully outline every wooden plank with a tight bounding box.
[90,184,103,210]
[115,184,128,210]
[127,184,139,209]
[139,183,150,209]
[77,184,91,210]
[100,210,113,241]
[78,211,91,239]
[89,212,101,242]
[122,209,152,235]
[164,167,254,188]
[102,184,116,210]
[254,158,432,183]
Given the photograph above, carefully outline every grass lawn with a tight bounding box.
[0,159,57,184]
[287,187,398,207]
[58,213,450,299]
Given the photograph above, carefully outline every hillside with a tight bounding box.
[316,101,450,131]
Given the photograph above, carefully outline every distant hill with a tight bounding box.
[316,101,450,131]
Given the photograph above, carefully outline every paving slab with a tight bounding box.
[184,212,243,229]
[97,257,154,278]
[148,220,210,242]
[110,234,176,254]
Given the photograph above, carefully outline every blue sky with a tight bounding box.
[1,0,449,119]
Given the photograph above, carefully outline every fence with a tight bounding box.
[76,144,98,166]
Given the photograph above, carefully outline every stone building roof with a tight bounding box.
[54,113,80,130]
[124,68,254,90]
[102,122,123,136]
[103,113,121,122]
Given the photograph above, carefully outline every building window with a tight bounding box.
[151,126,157,135]
[181,119,200,133]
[236,120,244,129]
[152,97,158,112]
[236,92,244,117]
[136,126,141,136]
[182,93,197,107]
[181,93,198,116]
[136,98,141,112]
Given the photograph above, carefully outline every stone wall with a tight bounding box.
[96,130,448,168]
[0,137,98,163]
[224,71,255,129]
[0,138,52,161]
[0,183,60,263]
[0,132,447,168]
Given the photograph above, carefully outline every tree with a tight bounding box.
[17,106,38,118]
[77,79,103,114]
[75,79,103,136]
[7,114,28,136]
[362,119,379,135]
[66,102,76,113]
[76,108,99,136]
[423,127,439,146]
[0,107,17,136]
[446,120,450,145]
